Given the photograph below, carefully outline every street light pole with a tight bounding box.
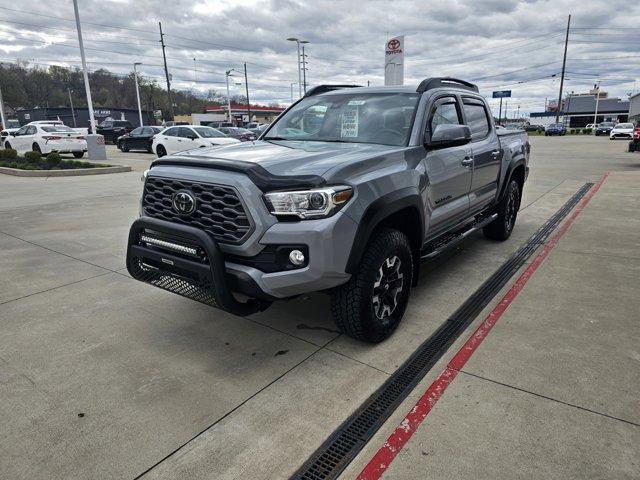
[287,38,309,98]
[290,82,297,102]
[301,45,308,94]
[68,88,77,127]
[133,62,144,127]
[72,0,96,134]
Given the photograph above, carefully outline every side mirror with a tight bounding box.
[11,132,17,136]
[188,134,197,140]
[426,124,472,148]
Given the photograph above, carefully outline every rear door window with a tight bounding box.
[163,127,179,137]
[462,100,490,140]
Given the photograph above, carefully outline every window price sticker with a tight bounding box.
[341,108,359,138]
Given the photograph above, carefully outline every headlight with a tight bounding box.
[141,169,149,182]
[264,186,353,219]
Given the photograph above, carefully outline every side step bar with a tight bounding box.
[420,213,498,261]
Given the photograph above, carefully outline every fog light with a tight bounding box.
[289,249,306,266]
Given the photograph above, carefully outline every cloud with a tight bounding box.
[0,0,638,113]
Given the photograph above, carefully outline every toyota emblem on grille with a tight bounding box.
[172,190,196,215]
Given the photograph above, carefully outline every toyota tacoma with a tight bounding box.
[126,78,530,343]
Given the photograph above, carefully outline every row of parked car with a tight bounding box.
[0,118,271,157]
[542,121,638,139]
[115,123,269,156]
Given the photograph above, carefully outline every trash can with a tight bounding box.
[86,134,107,161]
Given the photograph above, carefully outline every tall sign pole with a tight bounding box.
[68,88,77,127]
[159,22,174,121]
[498,98,503,126]
[384,36,405,86]
[555,14,571,123]
[72,0,96,133]
[133,63,144,127]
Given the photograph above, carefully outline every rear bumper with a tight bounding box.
[126,217,271,316]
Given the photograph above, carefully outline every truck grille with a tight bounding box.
[142,177,252,244]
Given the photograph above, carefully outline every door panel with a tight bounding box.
[462,99,502,211]
[423,95,473,234]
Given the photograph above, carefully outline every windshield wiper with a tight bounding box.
[264,136,298,141]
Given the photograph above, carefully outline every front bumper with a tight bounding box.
[126,217,270,316]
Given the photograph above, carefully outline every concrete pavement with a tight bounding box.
[0,136,638,479]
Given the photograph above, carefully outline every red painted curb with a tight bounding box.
[357,173,609,480]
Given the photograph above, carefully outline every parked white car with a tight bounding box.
[1,128,20,147]
[152,125,240,157]
[610,123,635,140]
[3,124,87,157]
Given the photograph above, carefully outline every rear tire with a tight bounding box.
[331,229,413,343]
[156,145,166,157]
[483,179,521,241]
[32,143,42,156]
[73,152,84,159]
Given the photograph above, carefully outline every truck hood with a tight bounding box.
[173,139,405,177]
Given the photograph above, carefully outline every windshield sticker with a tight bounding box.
[348,100,366,106]
[341,108,359,138]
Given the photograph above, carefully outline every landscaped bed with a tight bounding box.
[0,149,130,176]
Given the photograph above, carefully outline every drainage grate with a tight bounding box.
[291,183,594,480]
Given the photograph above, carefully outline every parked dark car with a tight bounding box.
[248,124,269,136]
[545,123,566,136]
[96,120,134,144]
[217,126,256,141]
[595,122,614,136]
[524,124,545,132]
[117,126,163,152]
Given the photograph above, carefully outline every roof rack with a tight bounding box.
[416,77,479,93]
[304,84,362,97]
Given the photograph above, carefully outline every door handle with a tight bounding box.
[491,149,501,157]
[461,156,473,167]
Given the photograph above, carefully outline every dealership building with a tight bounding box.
[530,92,630,127]
[629,93,640,124]
[14,106,154,128]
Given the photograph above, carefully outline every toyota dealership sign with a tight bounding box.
[385,35,404,86]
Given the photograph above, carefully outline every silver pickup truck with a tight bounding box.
[126,77,530,343]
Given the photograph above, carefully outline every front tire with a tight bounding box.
[5,141,11,149]
[156,145,167,157]
[73,152,84,159]
[331,229,413,343]
[483,179,521,241]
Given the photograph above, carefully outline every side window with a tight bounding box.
[16,126,29,136]
[178,127,194,138]
[26,126,37,135]
[462,100,490,140]
[164,127,179,137]
[429,96,461,134]
[130,127,143,135]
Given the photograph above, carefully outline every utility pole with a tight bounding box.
[158,22,174,121]
[555,14,571,123]
[244,62,251,125]
[0,85,7,130]
[301,45,308,94]
[68,88,77,127]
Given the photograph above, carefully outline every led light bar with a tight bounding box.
[140,234,199,257]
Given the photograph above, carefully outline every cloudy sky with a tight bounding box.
[1,0,639,115]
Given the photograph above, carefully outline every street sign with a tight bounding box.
[493,90,512,98]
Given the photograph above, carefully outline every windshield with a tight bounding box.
[599,122,614,127]
[616,123,633,128]
[42,125,75,133]
[193,126,226,138]
[265,92,419,146]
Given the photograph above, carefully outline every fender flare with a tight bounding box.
[497,158,527,203]
[345,187,424,274]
